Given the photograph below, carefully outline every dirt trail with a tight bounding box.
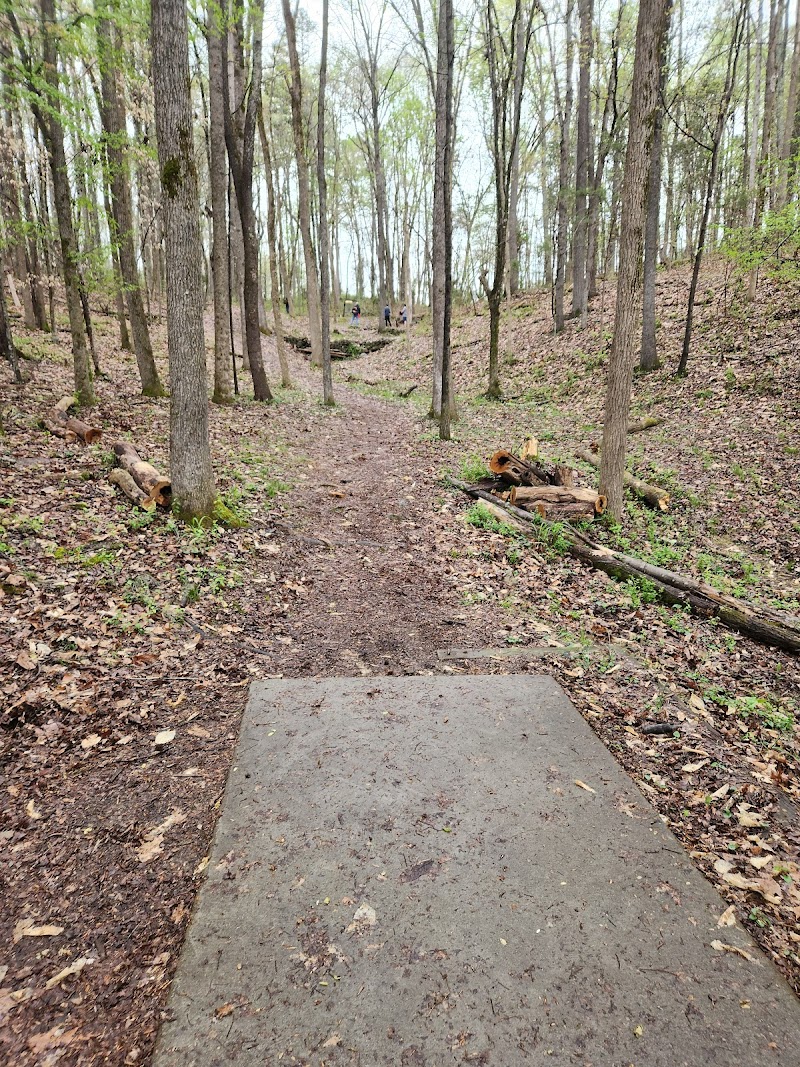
[257,358,495,677]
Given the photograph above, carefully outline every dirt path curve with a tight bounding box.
[257,352,497,678]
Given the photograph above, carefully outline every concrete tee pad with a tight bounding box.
[154,676,800,1066]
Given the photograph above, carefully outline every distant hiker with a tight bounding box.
[350,302,361,326]
[384,303,391,327]
[399,304,407,325]
[283,296,289,314]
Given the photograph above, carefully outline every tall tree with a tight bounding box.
[480,0,535,400]
[282,0,323,369]
[549,0,575,334]
[677,1,747,376]
[97,5,164,397]
[9,0,95,405]
[222,0,272,400]
[206,0,234,404]
[571,0,594,323]
[151,0,217,519]
[599,0,673,521]
[316,0,334,406]
[437,0,455,440]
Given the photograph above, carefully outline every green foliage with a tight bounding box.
[459,454,490,482]
[464,502,519,538]
[722,203,800,282]
[625,576,659,608]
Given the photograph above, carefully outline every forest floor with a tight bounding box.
[1,258,798,1065]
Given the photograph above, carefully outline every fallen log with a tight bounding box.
[505,485,606,514]
[109,468,155,510]
[43,417,77,443]
[575,447,669,510]
[490,449,574,488]
[533,501,598,522]
[112,441,171,507]
[49,396,102,445]
[627,415,664,434]
[452,479,800,654]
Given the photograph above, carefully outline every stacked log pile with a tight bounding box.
[468,446,606,522]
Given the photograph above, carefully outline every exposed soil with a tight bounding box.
[1,263,799,1064]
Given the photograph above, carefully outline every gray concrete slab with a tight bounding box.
[154,676,800,1067]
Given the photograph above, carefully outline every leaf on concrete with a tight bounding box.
[573,779,596,794]
[710,940,754,962]
[717,905,737,928]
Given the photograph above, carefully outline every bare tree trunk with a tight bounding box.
[0,276,23,383]
[571,0,593,323]
[550,1,575,334]
[281,0,322,367]
[749,0,781,299]
[206,0,234,404]
[97,13,164,396]
[599,0,672,521]
[223,1,271,400]
[639,31,669,372]
[31,0,94,404]
[316,0,334,406]
[677,2,748,376]
[151,0,216,520]
[777,0,800,205]
[507,5,525,296]
[258,111,291,388]
[438,0,455,440]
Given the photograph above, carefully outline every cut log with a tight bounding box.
[489,449,574,487]
[109,468,155,510]
[575,447,669,510]
[451,479,800,654]
[51,396,102,444]
[520,437,538,460]
[43,417,77,443]
[533,501,597,522]
[505,485,606,514]
[112,441,171,507]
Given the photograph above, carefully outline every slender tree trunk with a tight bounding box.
[507,6,525,296]
[316,0,334,406]
[677,1,747,376]
[222,2,271,400]
[551,1,574,333]
[281,0,323,367]
[438,0,455,440]
[0,277,23,383]
[97,11,164,396]
[777,0,800,205]
[37,0,94,405]
[598,0,672,521]
[639,33,669,372]
[151,0,216,520]
[258,112,291,388]
[571,0,593,323]
[206,0,234,404]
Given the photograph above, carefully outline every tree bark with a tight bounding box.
[222,1,272,400]
[316,0,334,406]
[97,10,164,397]
[0,277,23,384]
[438,0,455,440]
[639,32,668,372]
[258,110,291,388]
[571,0,593,323]
[598,0,672,521]
[281,0,323,369]
[23,0,95,405]
[206,0,234,404]
[151,0,217,520]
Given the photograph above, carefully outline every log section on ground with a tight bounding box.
[489,449,574,487]
[283,334,393,359]
[112,442,171,507]
[109,468,155,510]
[504,485,606,515]
[452,480,800,654]
[47,396,102,444]
[576,447,669,510]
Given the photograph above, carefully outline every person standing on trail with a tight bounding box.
[399,304,407,325]
[351,302,361,326]
[384,302,391,327]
